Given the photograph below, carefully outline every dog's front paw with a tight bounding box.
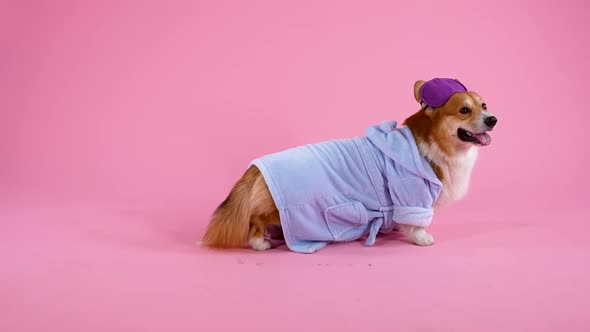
[412,232,435,246]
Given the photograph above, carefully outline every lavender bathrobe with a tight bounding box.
[250,120,442,253]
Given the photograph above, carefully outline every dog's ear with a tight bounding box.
[414,80,434,117]
[413,80,425,103]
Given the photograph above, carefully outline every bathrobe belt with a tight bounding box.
[353,138,397,247]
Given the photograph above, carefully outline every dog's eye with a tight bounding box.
[459,107,471,114]
[482,103,487,110]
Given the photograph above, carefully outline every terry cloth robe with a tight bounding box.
[250,120,443,254]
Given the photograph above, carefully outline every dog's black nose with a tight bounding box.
[484,116,497,128]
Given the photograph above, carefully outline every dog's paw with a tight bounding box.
[249,237,272,251]
[412,232,435,246]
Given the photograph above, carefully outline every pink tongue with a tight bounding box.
[474,132,491,146]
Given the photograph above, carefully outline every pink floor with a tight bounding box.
[2,0,590,331]
[2,195,589,332]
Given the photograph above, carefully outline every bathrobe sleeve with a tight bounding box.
[365,121,442,229]
[388,175,438,228]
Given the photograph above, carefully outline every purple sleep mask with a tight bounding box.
[420,78,468,107]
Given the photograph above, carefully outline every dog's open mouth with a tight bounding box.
[457,128,492,146]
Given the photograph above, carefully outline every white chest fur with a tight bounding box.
[435,147,478,207]
[419,142,479,208]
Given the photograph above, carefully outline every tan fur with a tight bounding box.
[202,166,279,248]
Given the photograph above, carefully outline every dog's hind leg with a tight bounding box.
[248,214,273,251]
[247,168,281,251]
[248,209,280,251]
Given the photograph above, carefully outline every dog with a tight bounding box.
[202,78,497,253]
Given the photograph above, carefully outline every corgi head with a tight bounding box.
[405,78,497,158]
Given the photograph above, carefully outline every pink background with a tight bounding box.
[2,0,589,331]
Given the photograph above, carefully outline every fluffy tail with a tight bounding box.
[201,166,260,248]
